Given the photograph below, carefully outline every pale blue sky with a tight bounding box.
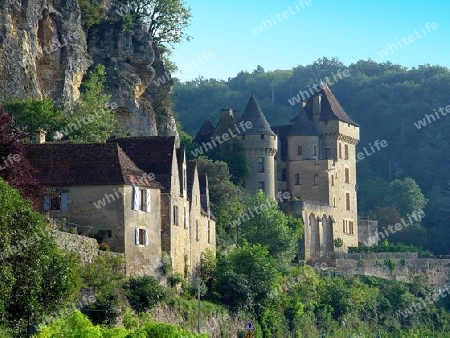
[170,0,449,82]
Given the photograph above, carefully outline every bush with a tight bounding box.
[168,273,184,288]
[78,0,105,30]
[123,275,167,313]
[128,320,207,338]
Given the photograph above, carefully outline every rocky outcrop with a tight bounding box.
[0,0,179,141]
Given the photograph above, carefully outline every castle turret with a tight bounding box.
[237,93,277,197]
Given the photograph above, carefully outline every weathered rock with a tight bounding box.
[0,0,179,140]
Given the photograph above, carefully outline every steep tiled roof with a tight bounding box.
[186,161,197,201]
[304,86,359,126]
[194,118,215,143]
[25,143,162,188]
[239,93,276,136]
[289,108,319,136]
[111,137,176,193]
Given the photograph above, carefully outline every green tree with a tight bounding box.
[64,64,118,143]
[237,190,302,263]
[122,0,191,46]
[214,242,279,316]
[81,253,126,325]
[0,178,81,334]
[195,157,244,248]
[386,177,428,216]
[2,97,64,141]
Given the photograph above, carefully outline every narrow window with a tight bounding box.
[184,206,187,229]
[261,134,265,140]
[346,193,350,210]
[295,174,300,185]
[196,220,199,241]
[135,228,148,246]
[314,174,318,186]
[349,221,354,235]
[345,144,349,159]
[325,148,331,159]
[331,175,335,186]
[343,220,345,232]
[339,143,342,159]
[140,189,145,211]
[298,145,303,155]
[345,168,350,183]
[258,157,264,173]
[333,198,336,207]
[173,205,178,225]
[107,230,112,238]
[313,145,317,156]
[208,220,211,244]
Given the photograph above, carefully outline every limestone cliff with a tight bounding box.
[0,0,179,142]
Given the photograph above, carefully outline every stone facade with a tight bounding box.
[44,184,162,276]
[195,87,372,263]
[26,138,216,280]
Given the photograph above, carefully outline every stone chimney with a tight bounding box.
[35,129,46,144]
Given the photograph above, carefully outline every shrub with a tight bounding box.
[161,252,173,275]
[168,273,184,287]
[123,275,167,313]
[78,0,105,30]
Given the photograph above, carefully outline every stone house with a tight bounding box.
[194,86,376,262]
[26,137,216,279]
[26,142,163,276]
[108,137,215,279]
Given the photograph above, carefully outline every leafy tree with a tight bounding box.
[36,310,103,338]
[386,177,428,216]
[123,275,166,313]
[64,64,118,143]
[2,97,64,140]
[0,178,81,334]
[121,0,192,46]
[81,253,126,325]
[0,110,45,206]
[195,157,244,248]
[214,242,279,316]
[237,190,302,263]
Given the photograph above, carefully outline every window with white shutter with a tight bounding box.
[133,187,140,210]
[135,228,147,245]
[145,189,151,212]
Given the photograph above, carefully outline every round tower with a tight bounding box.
[237,93,277,198]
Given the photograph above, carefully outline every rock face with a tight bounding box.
[0,0,179,141]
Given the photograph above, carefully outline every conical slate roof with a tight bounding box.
[239,93,275,136]
[194,118,215,143]
[289,108,319,136]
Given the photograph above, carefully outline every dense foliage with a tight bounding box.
[0,111,45,206]
[0,178,81,335]
[174,58,450,254]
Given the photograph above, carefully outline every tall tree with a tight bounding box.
[237,190,303,263]
[0,178,81,334]
[64,64,118,144]
[122,0,191,46]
